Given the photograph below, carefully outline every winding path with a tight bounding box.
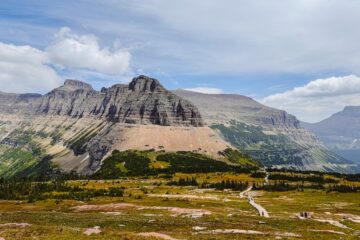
[248,196,269,218]
[239,186,252,199]
[240,170,270,218]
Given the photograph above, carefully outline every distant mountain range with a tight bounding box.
[174,90,356,173]
[0,75,357,178]
[303,106,360,166]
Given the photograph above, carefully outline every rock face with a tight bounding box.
[0,76,357,176]
[303,106,360,165]
[0,76,215,177]
[1,75,203,127]
[174,89,357,173]
[63,79,93,91]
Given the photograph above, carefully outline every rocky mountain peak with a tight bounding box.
[0,76,203,127]
[63,79,93,91]
[128,75,165,92]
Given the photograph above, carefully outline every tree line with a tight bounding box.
[0,178,124,202]
[167,177,249,191]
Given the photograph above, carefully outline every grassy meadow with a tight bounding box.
[0,171,359,240]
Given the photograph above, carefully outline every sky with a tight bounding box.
[1,0,360,123]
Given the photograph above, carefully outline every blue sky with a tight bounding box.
[1,0,360,122]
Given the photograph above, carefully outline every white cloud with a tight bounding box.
[184,87,224,94]
[4,1,360,75]
[0,42,61,93]
[262,75,360,123]
[0,27,132,93]
[46,27,131,75]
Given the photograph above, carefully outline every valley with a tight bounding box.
[0,76,359,240]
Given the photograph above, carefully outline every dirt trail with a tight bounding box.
[264,171,269,185]
[239,186,252,198]
[248,196,270,218]
[240,171,270,218]
[240,188,270,218]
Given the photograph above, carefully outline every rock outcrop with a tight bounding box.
[1,75,203,127]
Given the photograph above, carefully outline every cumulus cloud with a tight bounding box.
[46,27,130,75]
[0,42,61,93]
[262,75,360,123]
[184,87,224,94]
[0,27,132,93]
[4,1,360,75]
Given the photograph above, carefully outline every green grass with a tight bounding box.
[220,148,260,167]
[92,150,259,180]
[0,174,359,239]
[93,150,151,179]
[211,121,306,166]
[0,128,56,178]
[0,148,38,178]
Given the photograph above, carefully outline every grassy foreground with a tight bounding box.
[0,171,359,240]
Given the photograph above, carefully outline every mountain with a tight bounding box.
[0,77,203,126]
[0,76,357,178]
[174,89,357,173]
[0,76,241,178]
[303,106,360,165]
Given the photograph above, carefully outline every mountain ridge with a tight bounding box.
[0,75,203,127]
[173,89,301,128]
[174,89,356,173]
[0,76,233,177]
[0,77,357,177]
[303,106,360,165]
